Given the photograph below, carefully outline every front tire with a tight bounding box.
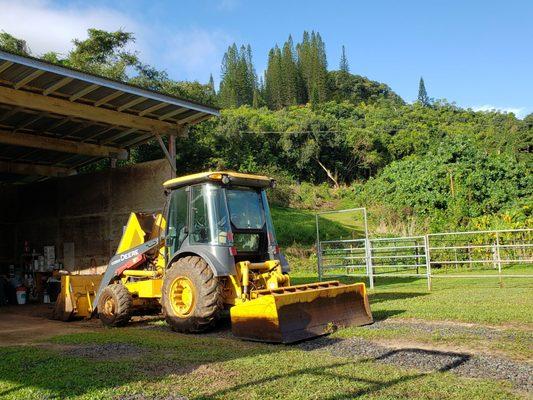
[162,256,223,333]
[97,284,132,327]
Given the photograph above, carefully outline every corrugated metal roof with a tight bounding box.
[0,49,219,184]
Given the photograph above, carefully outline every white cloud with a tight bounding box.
[472,105,526,118]
[0,0,139,56]
[0,1,233,83]
[162,28,233,82]
[217,0,240,11]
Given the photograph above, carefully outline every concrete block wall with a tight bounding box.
[1,159,172,273]
[0,186,17,264]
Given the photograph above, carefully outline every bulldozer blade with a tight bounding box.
[53,274,102,321]
[230,281,372,343]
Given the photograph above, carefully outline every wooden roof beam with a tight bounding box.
[43,77,73,96]
[69,84,99,101]
[0,85,175,134]
[94,90,123,106]
[0,160,75,177]
[138,102,168,116]
[0,61,13,74]
[14,70,45,89]
[158,107,188,121]
[0,129,128,159]
[117,97,147,112]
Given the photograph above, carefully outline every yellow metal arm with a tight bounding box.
[122,270,160,278]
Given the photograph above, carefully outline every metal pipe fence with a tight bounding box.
[316,211,532,290]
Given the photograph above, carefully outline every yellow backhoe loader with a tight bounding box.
[55,171,372,343]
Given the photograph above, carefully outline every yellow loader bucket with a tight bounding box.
[230,281,372,343]
[54,274,102,321]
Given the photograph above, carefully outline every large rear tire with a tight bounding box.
[97,284,132,327]
[162,256,223,333]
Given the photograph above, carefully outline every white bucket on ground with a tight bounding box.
[16,289,27,305]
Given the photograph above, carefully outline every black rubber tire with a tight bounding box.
[162,256,223,333]
[97,284,133,327]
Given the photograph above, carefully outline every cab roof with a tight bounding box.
[163,171,274,190]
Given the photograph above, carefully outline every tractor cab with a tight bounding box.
[163,172,285,268]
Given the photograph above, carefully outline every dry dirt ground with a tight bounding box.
[0,304,163,345]
[0,304,99,345]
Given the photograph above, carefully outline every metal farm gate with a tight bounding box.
[316,209,532,290]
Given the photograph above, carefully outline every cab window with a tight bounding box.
[167,187,188,254]
[190,184,229,245]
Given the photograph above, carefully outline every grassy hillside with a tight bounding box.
[272,206,366,247]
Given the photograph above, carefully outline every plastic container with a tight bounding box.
[16,287,27,305]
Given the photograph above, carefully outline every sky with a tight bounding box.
[0,0,532,117]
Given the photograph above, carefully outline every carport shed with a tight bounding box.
[0,50,219,304]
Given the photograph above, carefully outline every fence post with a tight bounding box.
[415,239,420,275]
[424,234,432,291]
[495,232,502,288]
[365,237,374,289]
[315,214,322,281]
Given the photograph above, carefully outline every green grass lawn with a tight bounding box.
[291,270,533,362]
[292,270,533,326]
[0,328,522,400]
[1,271,531,399]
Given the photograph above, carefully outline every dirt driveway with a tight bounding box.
[0,304,99,345]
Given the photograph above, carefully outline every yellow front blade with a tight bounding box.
[230,281,372,343]
[53,274,102,321]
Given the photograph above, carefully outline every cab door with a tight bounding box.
[166,187,189,258]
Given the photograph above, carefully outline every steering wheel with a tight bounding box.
[193,219,208,240]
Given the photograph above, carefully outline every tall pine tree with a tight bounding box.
[264,46,283,109]
[219,43,256,108]
[296,31,328,104]
[418,77,430,106]
[261,30,332,109]
[280,35,299,106]
[339,45,349,73]
[219,44,238,107]
[208,73,215,95]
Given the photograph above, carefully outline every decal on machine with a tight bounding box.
[110,249,140,266]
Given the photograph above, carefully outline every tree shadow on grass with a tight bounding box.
[371,309,407,321]
[372,275,428,286]
[202,344,472,400]
[370,291,428,304]
[367,291,428,321]
[2,319,340,399]
[0,329,475,400]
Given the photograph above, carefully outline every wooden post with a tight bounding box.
[168,133,176,178]
[154,133,177,176]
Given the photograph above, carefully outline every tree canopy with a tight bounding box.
[1,28,530,232]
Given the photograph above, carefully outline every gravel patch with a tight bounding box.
[369,319,529,341]
[63,343,146,360]
[299,336,533,392]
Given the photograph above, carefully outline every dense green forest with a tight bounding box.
[1,29,531,234]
